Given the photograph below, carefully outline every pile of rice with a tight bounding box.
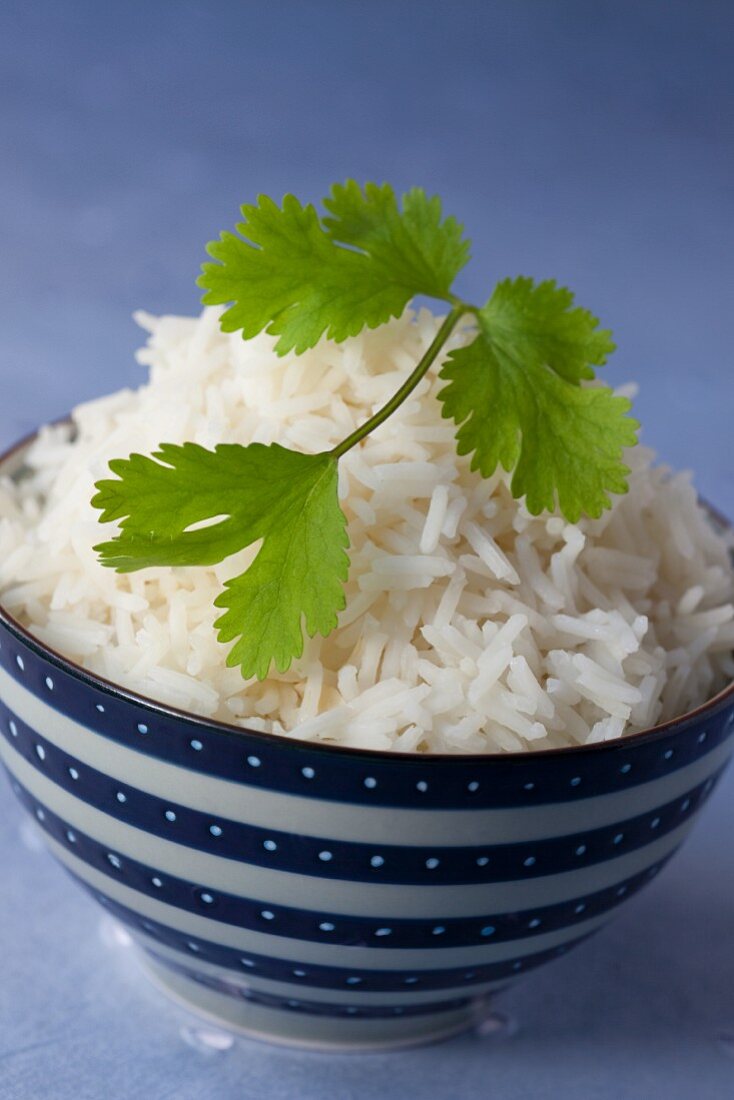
[1,308,732,752]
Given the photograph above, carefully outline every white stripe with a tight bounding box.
[140,956,478,1050]
[46,833,613,969]
[1,665,728,845]
[2,738,697,916]
[135,935,509,1006]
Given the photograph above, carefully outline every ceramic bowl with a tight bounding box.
[1,431,733,1051]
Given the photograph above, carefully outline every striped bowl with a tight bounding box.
[1,437,733,1050]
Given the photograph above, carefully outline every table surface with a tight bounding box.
[1,2,733,1097]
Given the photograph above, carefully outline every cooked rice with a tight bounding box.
[0,307,732,752]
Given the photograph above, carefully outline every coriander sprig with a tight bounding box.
[92,182,638,680]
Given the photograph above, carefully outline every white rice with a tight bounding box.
[0,307,732,753]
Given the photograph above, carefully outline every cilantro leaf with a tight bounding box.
[322,181,469,301]
[93,443,348,678]
[437,277,637,521]
[479,276,616,383]
[197,183,469,355]
[198,195,394,356]
[92,443,275,568]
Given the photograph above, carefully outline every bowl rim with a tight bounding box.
[1,421,733,764]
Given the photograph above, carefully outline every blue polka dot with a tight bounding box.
[301,766,315,779]
[512,961,523,970]
[247,755,261,768]
[66,830,76,844]
[524,782,535,791]
[116,792,127,803]
[15,655,24,671]
[528,918,541,929]
[570,777,581,787]
[619,763,631,774]
[164,810,176,822]
[137,723,148,735]
[190,739,203,751]
[187,942,200,953]
[260,910,275,921]
[370,855,384,868]
[680,799,691,812]
[664,749,673,760]
[318,850,333,862]
[404,977,418,985]
[35,808,44,821]
[151,877,163,888]
[107,853,122,869]
[319,922,335,932]
[467,781,480,792]
[263,839,277,851]
[34,744,45,761]
[613,833,624,844]
[293,969,306,978]
[9,720,17,738]
[575,845,587,856]
[416,780,428,793]
[374,927,392,937]
[199,892,215,905]
[240,958,255,968]
[209,824,223,837]
[432,925,446,936]
[617,885,627,896]
[650,817,660,829]
[476,856,489,867]
[346,976,362,985]
[363,776,377,789]
[523,856,536,868]
[45,676,54,691]
[95,704,105,713]
[698,732,707,743]
[575,903,586,914]
[425,857,440,870]
[481,926,496,937]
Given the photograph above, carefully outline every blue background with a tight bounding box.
[0,2,733,1096]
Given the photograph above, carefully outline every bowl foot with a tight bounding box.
[135,948,497,1053]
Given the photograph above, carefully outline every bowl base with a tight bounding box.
[135,949,493,1053]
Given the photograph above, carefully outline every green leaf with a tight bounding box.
[480,276,616,383]
[437,277,637,521]
[197,183,469,355]
[93,443,349,678]
[322,181,470,301]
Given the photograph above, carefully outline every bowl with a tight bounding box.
[1,428,733,1051]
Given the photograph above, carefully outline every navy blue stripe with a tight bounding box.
[80,879,599,993]
[147,953,472,1020]
[2,620,732,809]
[1,705,723,884]
[6,774,682,950]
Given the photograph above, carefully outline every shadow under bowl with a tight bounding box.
[1,428,733,1050]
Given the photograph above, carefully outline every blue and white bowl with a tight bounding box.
[1,432,733,1050]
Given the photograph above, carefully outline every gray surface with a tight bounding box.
[1,1,733,1096]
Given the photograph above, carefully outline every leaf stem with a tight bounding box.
[330,306,469,459]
